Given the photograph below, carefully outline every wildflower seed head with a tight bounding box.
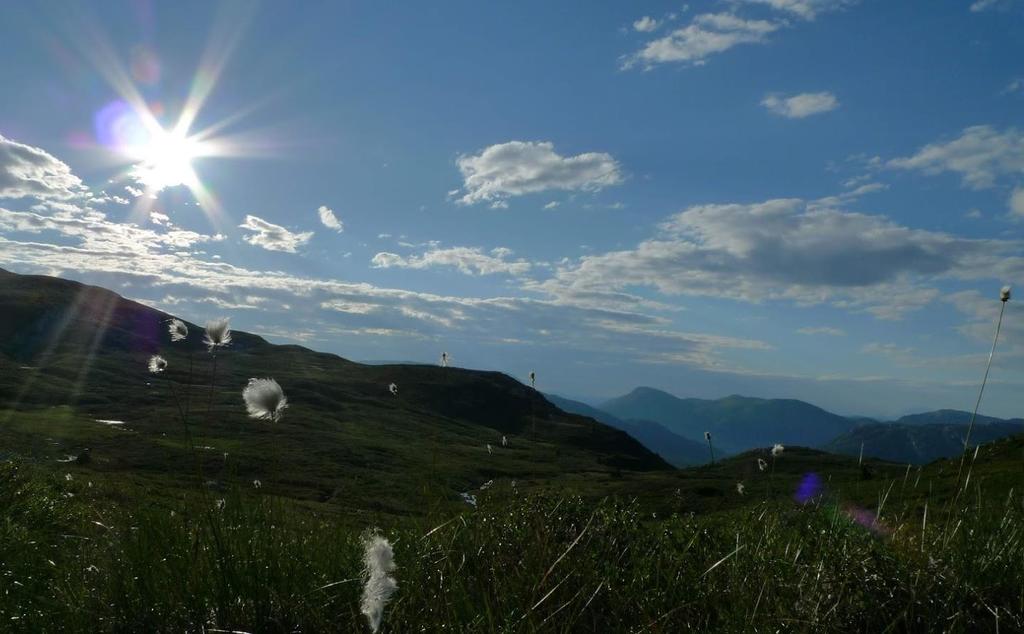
[388,382,398,396]
[361,533,397,634]
[203,317,232,351]
[758,458,768,471]
[772,443,784,457]
[529,371,536,387]
[242,377,288,422]
[440,351,449,367]
[168,318,189,342]
[1001,285,1011,302]
[736,482,745,495]
[704,431,712,441]
[148,355,168,374]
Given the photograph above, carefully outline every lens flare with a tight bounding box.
[794,472,823,504]
[129,127,205,190]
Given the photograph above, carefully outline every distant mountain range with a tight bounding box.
[600,387,855,453]
[544,394,709,466]
[549,387,1023,466]
[826,421,1024,464]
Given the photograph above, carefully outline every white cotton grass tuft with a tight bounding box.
[1001,285,1011,302]
[771,443,784,457]
[757,458,768,472]
[388,382,398,397]
[360,533,398,634]
[736,482,745,495]
[704,431,711,441]
[529,371,536,388]
[203,317,232,351]
[487,443,493,455]
[168,318,189,342]
[148,355,168,374]
[501,435,508,447]
[242,378,288,422]
[440,351,449,367]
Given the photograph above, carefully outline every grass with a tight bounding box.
[3,444,1024,633]
[2,271,1022,631]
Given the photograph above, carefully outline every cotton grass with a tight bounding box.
[242,378,288,422]
[360,533,397,633]
[168,318,188,342]
[203,317,232,351]
[148,355,168,374]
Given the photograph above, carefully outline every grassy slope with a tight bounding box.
[0,269,667,516]
[4,269,1024,631]
[3,434,1023,632]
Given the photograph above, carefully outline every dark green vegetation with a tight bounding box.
[4,437,1024,632]
[3,268,1024,632]
[0,268,666,516]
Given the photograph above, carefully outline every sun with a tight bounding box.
[129,126,205,190]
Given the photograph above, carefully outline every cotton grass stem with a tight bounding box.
[956,287,1010,489]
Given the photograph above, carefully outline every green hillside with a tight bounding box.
[0,268,668,515]
[4,269,1024,632]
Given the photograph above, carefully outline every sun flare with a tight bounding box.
[129,126,204,190]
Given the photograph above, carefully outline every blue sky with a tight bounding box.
[1,0,1022,417]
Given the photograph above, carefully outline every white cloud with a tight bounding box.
[0,204,222,257]
[797,326,846,336]
[1010,187,1024,218]
[543,201,560,209]
[455,141,622,205]
[809,181,887,209]
[623,13,779,69]
[861,342,917,363]
[239,215,313,253]
[970,0,1016,11]
[372,245,532,276]
[0,134,85,200]
[633,16,661,32]
[317,205,343,232]
[888,125,1024,189]
[735,0,855,20]
[762,91,839,118]
[536,198,1023,319]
